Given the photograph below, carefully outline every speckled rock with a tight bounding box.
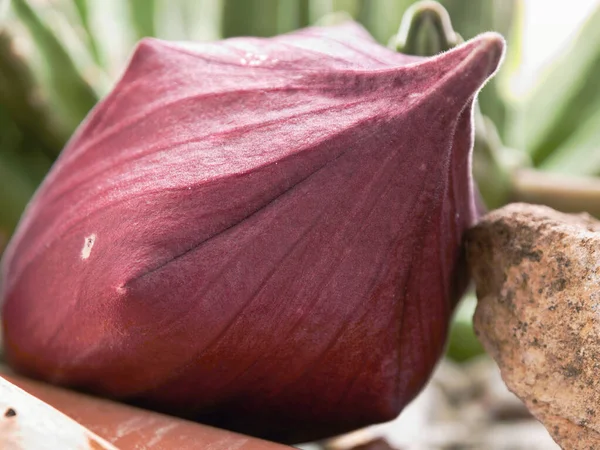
[467,203,600,450]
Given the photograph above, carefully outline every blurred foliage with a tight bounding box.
[519,5,600,175]
[447,293,485,362]
[1,0,600,361]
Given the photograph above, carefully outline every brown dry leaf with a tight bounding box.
[467,203,600,450]
[1,366,291,449]
[0,375,116,449]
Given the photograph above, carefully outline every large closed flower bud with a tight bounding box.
[1,23,503,443]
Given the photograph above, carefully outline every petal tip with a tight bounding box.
[427,31,506,100]
[468,32,506,78]
[475,31,506,71]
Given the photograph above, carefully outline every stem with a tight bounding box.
[511,169,600,218]
[394,0,460,55]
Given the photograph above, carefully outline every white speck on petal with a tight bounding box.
[242,53,269,66]
[81,234,96,260]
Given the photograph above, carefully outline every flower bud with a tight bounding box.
[1,23,504,443]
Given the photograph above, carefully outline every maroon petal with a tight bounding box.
[1,23,504,443]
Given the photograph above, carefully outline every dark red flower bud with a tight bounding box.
[1,23,504,443]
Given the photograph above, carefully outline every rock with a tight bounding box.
[467,203,600,449]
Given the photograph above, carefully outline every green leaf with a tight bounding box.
[439,0,515,41]
[541,105,600,176]
[222,0,280,37]
[358,0,414,44]
[153,0,223,41]
[0,106,52,235]
[221,0,316,38]
[308,0,334,24]
[277,0,310,33]
[0,31,66,153]
[298,0,310,28]
[446,293,485,362]
[517,4,600,165]
[0,156,35,235]
[127,0,156,39]
[331,0,360,18]
[71,0,103,65]
[10,0,99,137]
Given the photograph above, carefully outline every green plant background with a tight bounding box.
[1,0,599,361]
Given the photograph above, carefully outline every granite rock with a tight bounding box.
[467,203,600,449]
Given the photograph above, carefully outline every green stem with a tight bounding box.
[511,169,600,218]
[394,0,460,55]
